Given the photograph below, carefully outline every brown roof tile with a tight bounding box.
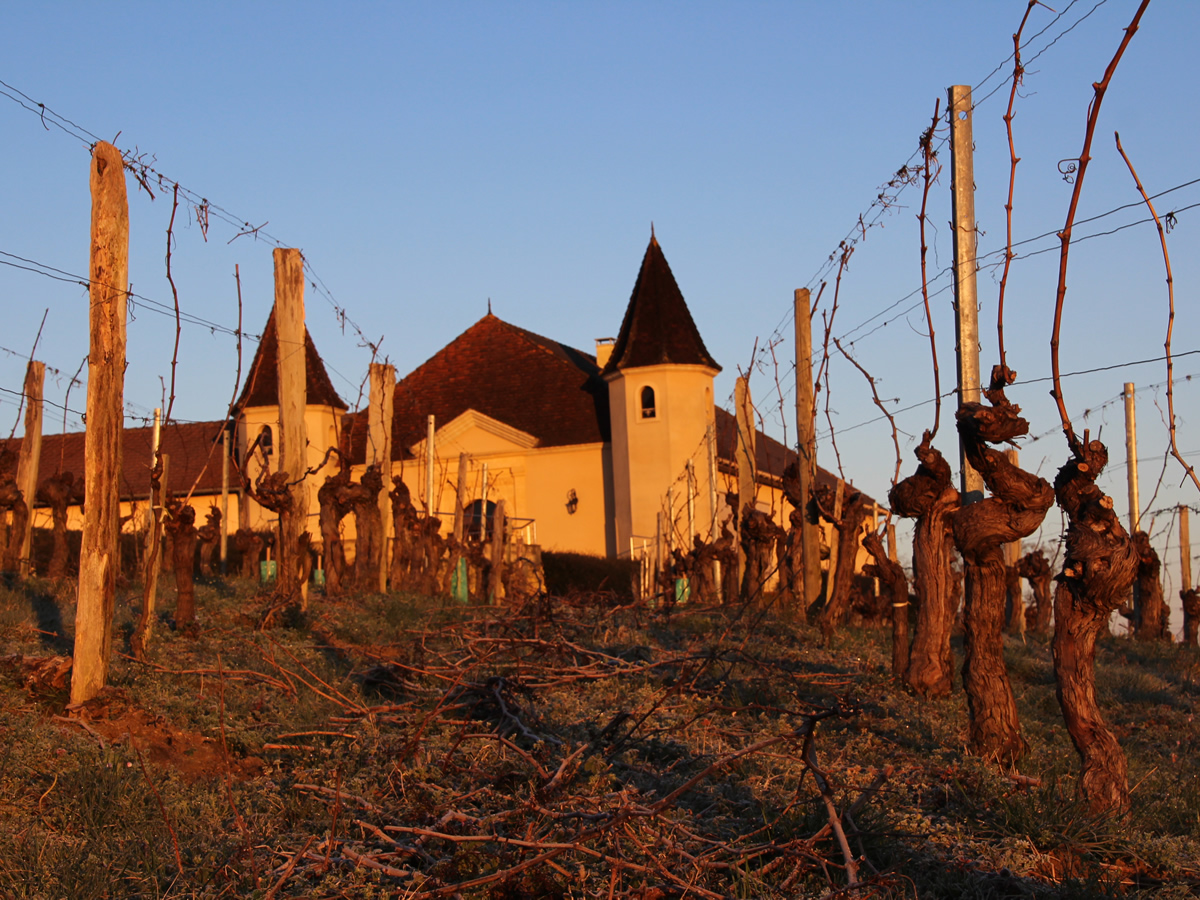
[0,419,234,506]
[344,314,611,462]
[236,307,347,412]
[602,235,720,376]
[714,407,865,501]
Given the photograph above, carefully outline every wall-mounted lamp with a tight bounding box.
[566,488,578,515]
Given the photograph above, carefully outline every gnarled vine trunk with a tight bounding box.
[740,506,782,607]
[1053,439,1138,815]
[196,507,221,578]
[1018,549,1053,636]
[349,465,384,592]
[953,374,1053,764]
[37,472,76,579]
[165,500,198,636]
[1131,530,1168,641]
[234,529,265,580]
[390,477,418,591]
[318,467,352,597]
[815,485,871,639]
[863,529,909,681]
[889,433,959,697]
[247,470,298,600]
[1005,563,1026,636]
[1181,588,1200,647]
[0,468,28,574]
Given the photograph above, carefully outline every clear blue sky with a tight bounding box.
[1,1,1197,616]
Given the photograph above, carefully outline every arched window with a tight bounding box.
[258,425,274,456]
[466,499,497,541]
[640,385,657,419]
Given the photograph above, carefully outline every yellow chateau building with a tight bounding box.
[11,235,867,576]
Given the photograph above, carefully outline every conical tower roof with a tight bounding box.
[601,233,720,377]
[235,307,347,411]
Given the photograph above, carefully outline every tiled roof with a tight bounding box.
[601,235,720,376]
[714,407,864,502]
[0,419,234,505]
[236,307,347,412]
[343,314,611,462]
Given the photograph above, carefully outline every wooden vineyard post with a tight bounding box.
[15,360,44,577]
[368,363,395,592]
[274,248,308,609]
[425,415,436,517]
[220,425,230,574]
[1182,505,1198,646]
[735,376,756,598]
[1124,383,1140,533]
[1004,447,1026,637]
[450,452,469,602]
[686,459,696,547]
[656,510,667,604]
[706,421,722,601]
[489,498,506,604]
[794,288,821,612]
[132,453,167,659]
[453,453,468,543]
[1182,505,1193,594]
[949,85,984,504]
[144,409,163,596]
[825,479,845,606]
[72,141,128,706]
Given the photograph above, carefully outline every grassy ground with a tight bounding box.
[0,576,1196,899]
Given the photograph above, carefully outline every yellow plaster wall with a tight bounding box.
[607,364,718,556]
[238,404,342,535]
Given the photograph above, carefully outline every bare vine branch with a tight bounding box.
[834,338,901,490]
[917,99,943,439]
[997,0,1044,383]
[1114,131,1199,494]
[7,308,48,441]
[819,246,852,480]
[163,183,182,427]
[1050,0,1152,455]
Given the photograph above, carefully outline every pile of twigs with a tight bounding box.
[248,605,895,898]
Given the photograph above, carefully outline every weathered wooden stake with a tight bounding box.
[489,498,506,604]
[220,426,230,574]
[453,452,469,543]
[871,503,881,597]
[949,85,984,504]
[132,453,167,658]
[145,409,163,588]
[425,414,436,517]
[72,141,128,706]
[735,376,756,596]
[656,510,667,602]
[825,479,845,605]
[686,459,696,545]
[16,360,44,577]
[794,288,822,611]
[1181,505,1192,593]
[368,362,395,592]
[274,248,308,609]
[706,420,722,600]
[1124,383,1140,533]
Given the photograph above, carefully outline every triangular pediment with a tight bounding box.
[409,408,539,456]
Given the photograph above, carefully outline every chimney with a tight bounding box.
[595,337,615,369]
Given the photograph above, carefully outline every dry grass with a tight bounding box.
[0,575,1196,898]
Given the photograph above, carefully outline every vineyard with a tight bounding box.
[1,1,1199,897]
